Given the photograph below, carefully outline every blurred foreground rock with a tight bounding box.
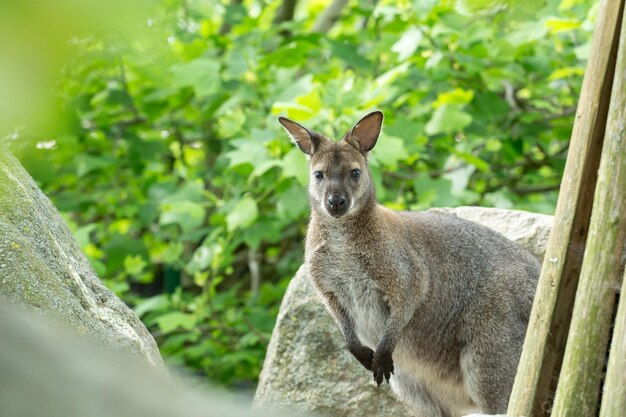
[0,300,291,417]
[0,149,163,368]
[254,207,553,417]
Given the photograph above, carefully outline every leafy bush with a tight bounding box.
[9,0,594,389]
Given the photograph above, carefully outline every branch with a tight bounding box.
[273,0,298,24]
[312,0,349,33]
[247,248,261,296]
[511,183,561,195]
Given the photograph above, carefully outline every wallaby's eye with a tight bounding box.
[351,169,361,181]
[313,171,324,181]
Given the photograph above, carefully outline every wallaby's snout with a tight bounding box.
[279,111,383,220]
[327,193,347,217]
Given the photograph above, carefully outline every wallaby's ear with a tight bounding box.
[347,111,383,152]
[278,117,317,155]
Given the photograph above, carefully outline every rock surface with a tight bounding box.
[0,301,289,417]
[0,149,164,369]
[254,206,553,417]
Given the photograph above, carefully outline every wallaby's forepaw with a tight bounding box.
[349,345,374,371]
[372,350,394,386]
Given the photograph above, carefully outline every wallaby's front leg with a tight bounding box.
[372,313,408,385]
[372,277,422,386]
[321,290,374,370]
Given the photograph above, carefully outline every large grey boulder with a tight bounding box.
[254,207,553,417]
[0,300,290,417]
[0,149,163,369]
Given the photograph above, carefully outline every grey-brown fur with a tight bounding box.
[278,111,540,416]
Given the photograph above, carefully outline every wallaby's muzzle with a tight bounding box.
[327,193,348,217]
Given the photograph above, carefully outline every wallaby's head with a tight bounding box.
[279,111,383,219]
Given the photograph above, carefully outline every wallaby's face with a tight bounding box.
[307,141,370,218]
[279,112,383,219]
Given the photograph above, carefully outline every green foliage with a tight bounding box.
[8,0,594,390]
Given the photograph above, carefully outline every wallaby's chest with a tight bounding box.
[308,238,390,348]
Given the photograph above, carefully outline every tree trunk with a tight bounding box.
[507,0,625,415]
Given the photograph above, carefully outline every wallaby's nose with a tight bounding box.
[328,194,346,210]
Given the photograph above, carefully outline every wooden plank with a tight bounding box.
[599,268,626,417]
[551,5,626,414]
[507,0,625,415]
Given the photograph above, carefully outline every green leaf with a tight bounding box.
[276,185,308,220]
[226,141,269,167]
[74,154,115,177]
[574,41,591,60]
[413,174,461,208]
[134,295,170,318]
[454,0,507,16]
[391,26,422,61]
[272,89,322,121]
[443,163,475,195]
[548,66,585,81]
[226,196,258,232]
[281,148,309,185]
[251,160,281,179]
[155,312,197,333]
[558,0,584,10]
[372,136,409,169]
[425,104,473,135]
[242,218,283,249]
[160,201,206,233]
[507,20,548,46]
[74,224,97,247]
[162,242,184,264]
[170,58,220,96]
[545,17,581,34]
[329,38,372,70]
[186,243,219,274]
[454,151,491,173]
[161,180,206,204]
[433,88,474,108]
[123,254,147,276]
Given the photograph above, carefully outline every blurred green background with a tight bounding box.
[2,0,594,395]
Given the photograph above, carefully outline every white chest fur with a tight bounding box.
[312,239,389,349]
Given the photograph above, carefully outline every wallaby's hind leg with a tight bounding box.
[390,369,450,417]
[460,330,522,413]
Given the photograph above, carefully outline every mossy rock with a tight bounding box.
[0,148,163,369]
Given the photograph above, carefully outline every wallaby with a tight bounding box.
[279,111,540,417]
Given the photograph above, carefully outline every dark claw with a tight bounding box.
[372,349,394,387]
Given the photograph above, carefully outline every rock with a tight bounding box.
[0,300,290,417]
[254,207,553,417]
[0,149,164,369]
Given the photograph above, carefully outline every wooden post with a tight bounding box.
[598,14,626,417]
[550,5,626,414]
[599,269,626,417]
[507,0,625,415]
